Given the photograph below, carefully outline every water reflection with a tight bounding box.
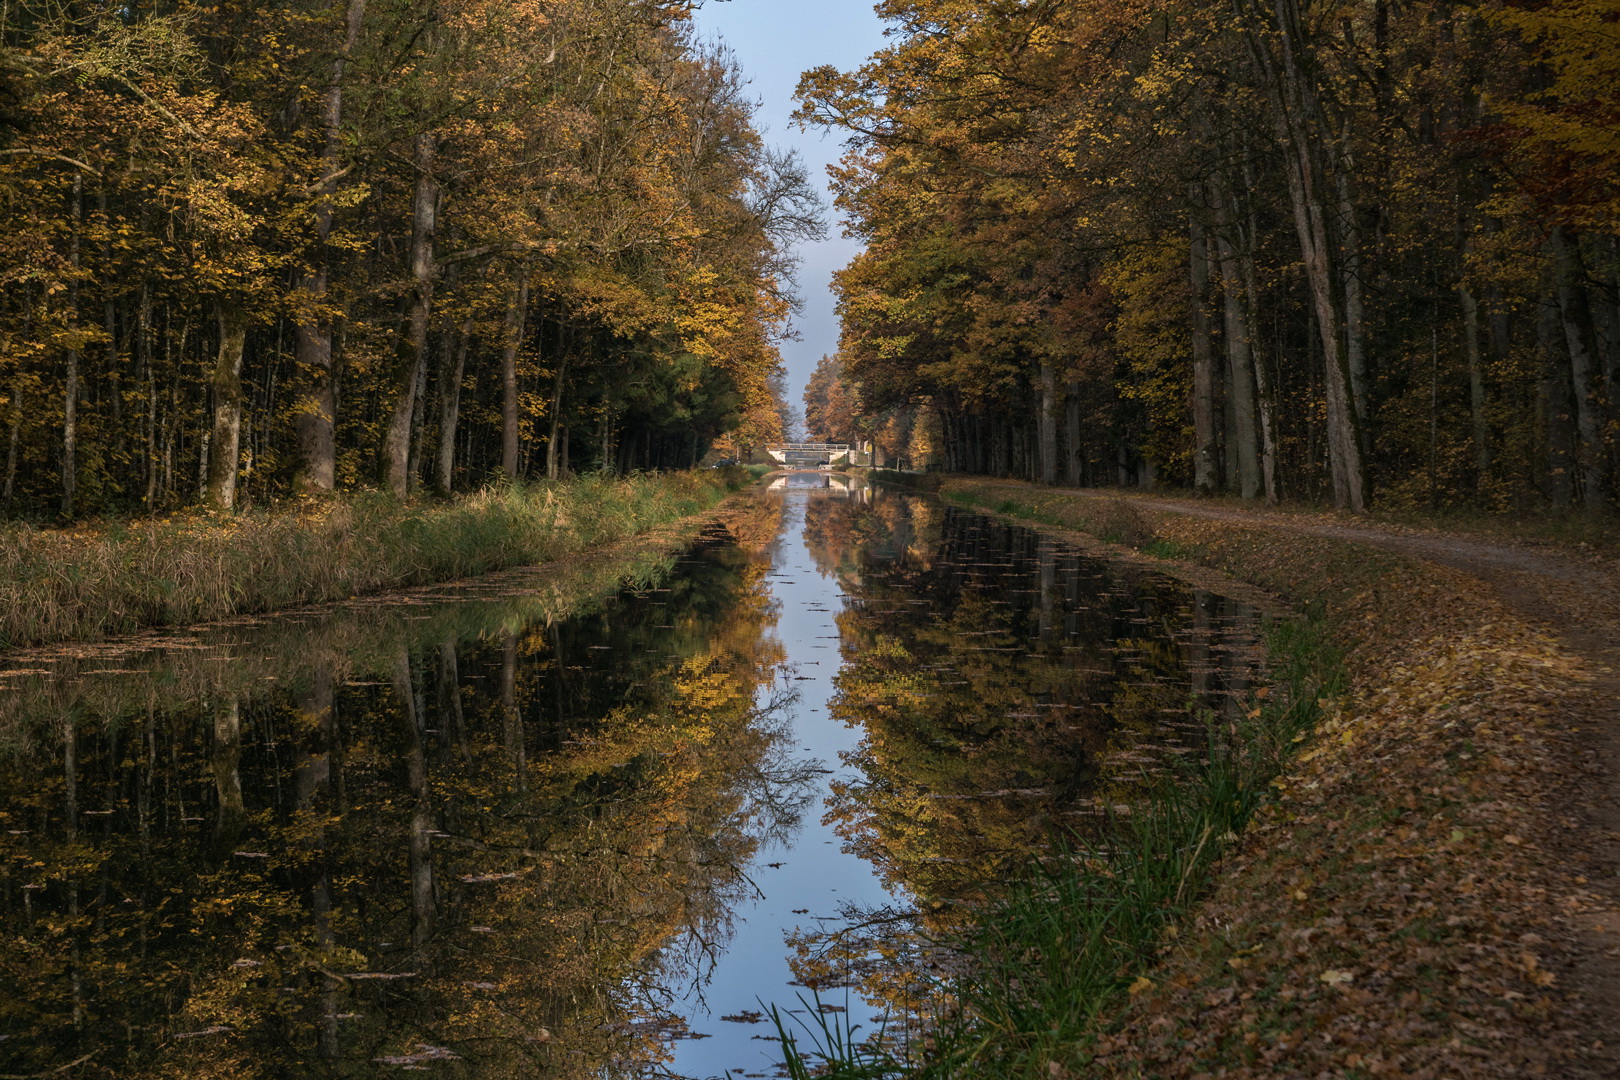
[789,490,1259,1023]
[0,481,1260,1079]
[0,506,803,1079]
[765,471,870,500]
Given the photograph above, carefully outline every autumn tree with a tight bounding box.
[798,0,1619,510]
[0,0,819,520]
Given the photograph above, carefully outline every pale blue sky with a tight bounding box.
[691,0,889,421]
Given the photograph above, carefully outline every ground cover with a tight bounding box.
[811,477,1617,1078]
[0,468,755,651]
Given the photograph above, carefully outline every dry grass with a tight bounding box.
[0,470,742,651]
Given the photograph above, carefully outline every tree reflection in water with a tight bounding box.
[791,490,1261,1028]
[0,502,816,1079]
[0,488,1265,1077]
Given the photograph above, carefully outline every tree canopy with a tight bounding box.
[0,0,822,518]
[799,0,1619,510]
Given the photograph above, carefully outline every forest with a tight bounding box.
[0,0,816,520]
[798,0,1619,512]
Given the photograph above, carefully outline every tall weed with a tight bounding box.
[0,471,739,650]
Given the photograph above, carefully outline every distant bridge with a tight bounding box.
[765,442,852,467]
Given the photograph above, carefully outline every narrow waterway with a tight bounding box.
[0,476,1260,1079]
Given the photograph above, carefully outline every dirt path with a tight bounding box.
[977,481,1620,1067]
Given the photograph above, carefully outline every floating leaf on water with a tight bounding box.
[721,1010,767,1023]
[374,1045,460,1066]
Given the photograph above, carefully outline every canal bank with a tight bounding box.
[908,478,1613,1079]
[0,468,759,652]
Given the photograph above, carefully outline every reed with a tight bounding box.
[0,469,744,651]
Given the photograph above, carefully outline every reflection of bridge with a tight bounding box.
[765,442,851,467]
[766,472,869,499]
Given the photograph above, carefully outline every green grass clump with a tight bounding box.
[785,617,1343,1080]
[0,470,746,651]
[1140,537,1194,560]
[869,469,944,492]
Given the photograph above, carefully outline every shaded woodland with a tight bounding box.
[0,0,818,519]
[798,0,1618,511]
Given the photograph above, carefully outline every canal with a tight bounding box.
[0,475,1260,1078]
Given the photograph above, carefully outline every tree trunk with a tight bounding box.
[501,278,530,480]
[138,284,156,508]
[206,303,249,510]
[62,171,82,518]
[1190,219,1219,493]
[1551,226,1605,503]
[1241,0,1367,510]
[436,322,470,495]
[100,194,123,469]
[407,337,430,491]
[1239,145,1280,504]
[1212,209,1261,499]
[1604,236,1620,407]
[292,0,365,494]
[210,697,245,855]
[1279,135,1365,511]
[1337,142,1369,434]
[1539,294,1575,509]
[382,134,438,498]
[1065,381,1082,486]
[545,347,570,481]
[1459,284,1491,486]
[394,651,435,947]
[5,293,28,511]
[1037,364,1058,485]
[598,406,615,474]
[4,374,20,512]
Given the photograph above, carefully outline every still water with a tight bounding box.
[0,476,1259,1078]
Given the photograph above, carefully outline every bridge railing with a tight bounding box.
[765,443,851,452]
